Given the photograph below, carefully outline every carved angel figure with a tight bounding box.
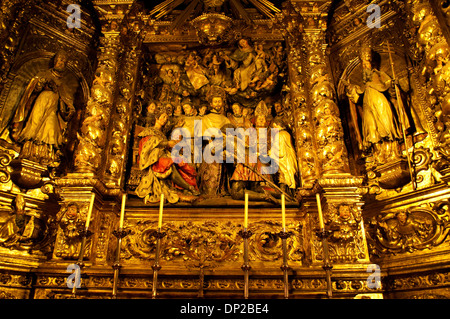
[376,211,433,251]
[328,204,361,243]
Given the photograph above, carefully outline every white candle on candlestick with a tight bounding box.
[281,194,286,231]
[316,193,325,230]
[244,192,249,229]
[158,194,164,229]
[85,193,95,229]
[120,193,126,229]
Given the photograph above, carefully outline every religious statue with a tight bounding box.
[136,113,200,204]
[8,51,76,167]
[197,87,231,196]
[227,103,252,129]
[0,194,39,248]
[201,87,231,133]
[140,101,158,127]
[344,45,402,164]
[57,202,85,258]
[375,210,433,252]
[270,118,298,193]
[224,38,257,92]
[176,99,200,164]
[328,204,361,243]
[130,42,294,204]
[229,115,277,203]
[207,53,232,87]
[184,51,210,92]
[271,101,288,129]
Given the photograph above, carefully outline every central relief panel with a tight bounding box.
[126,39,299,207]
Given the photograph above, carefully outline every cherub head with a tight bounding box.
[66,203,79,220]
[338,204,352,220]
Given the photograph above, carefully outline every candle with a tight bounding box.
[158,193,164,229]
[119,193,126,229]
[244,192,249,229]
[316,193,325,230]
[281,194,286,231]
[85,193,95,229]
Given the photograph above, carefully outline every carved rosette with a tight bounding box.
[74,30,122,173]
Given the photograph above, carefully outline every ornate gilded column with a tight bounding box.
[282,1,351,190]
[0,0,37,93]
[53,2,137,266]
[282,3,320,189]
[51,23,122,265]
[73,26,122,174]
[403,0,450,177]
[102,21,145,189]
[301,14,350,177]
[283,1,369,273]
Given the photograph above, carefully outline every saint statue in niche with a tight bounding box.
[6,51,77,167]
[344,44,426,165]
[345,45,402,164]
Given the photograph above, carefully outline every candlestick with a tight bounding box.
[316,193,325,230]
[85,193,95,229]
[152,229,167,299]
[244,192,249,229]
[281,194,286,231]
[278,230,292,299]
[120,193,126,229]
[238,229,253,299]
[111,227,132,298]
[158,194,164,229]
[316,229,333,299]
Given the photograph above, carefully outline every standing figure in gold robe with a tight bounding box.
[345,46,402,164]
[270,118,298,192]
[10,51,76,167]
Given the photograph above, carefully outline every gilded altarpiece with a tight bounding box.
[0,0,448,300]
